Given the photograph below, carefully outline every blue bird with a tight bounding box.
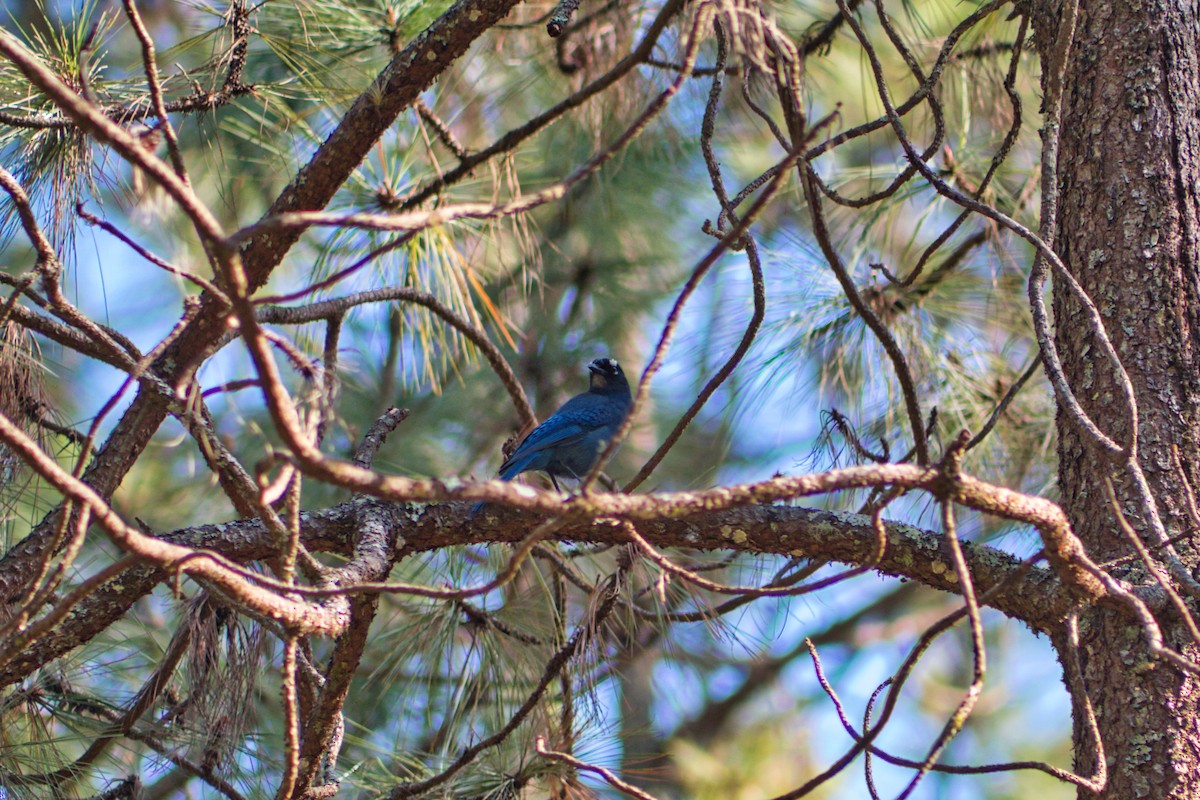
[472,357,632,515]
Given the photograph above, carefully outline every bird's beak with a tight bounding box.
[588,364,607,389]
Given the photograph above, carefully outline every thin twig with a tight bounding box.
[799,163,930,465]
[352,407,411,468]
[77,205,227,299]
[896,485,986,797]
[1102,478,1200,647]
[536,737,661,800]
[966,356,1040,451]
[414,98,467,159]
[122,0,188,179]
[275,636,301,800]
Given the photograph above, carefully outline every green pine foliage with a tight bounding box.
[0,0,1070,797]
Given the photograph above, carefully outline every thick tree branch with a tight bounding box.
[0,494,1080,691]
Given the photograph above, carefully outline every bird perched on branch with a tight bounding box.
[471,357,632,515]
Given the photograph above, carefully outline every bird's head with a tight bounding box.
[587,357,629,394]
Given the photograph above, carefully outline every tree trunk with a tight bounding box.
[1041,0,1200,795]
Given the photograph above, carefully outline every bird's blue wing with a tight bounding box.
[499,396,611,471]
[498,393,630,479]
[499,419,589,478]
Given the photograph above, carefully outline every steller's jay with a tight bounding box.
[471,357,632,515]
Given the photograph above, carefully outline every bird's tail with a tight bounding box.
[468,472,513,519]
[496,455,534,482]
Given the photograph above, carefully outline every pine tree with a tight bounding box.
[0,0,1193,797]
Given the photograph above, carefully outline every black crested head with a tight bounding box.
[587,357,629,395]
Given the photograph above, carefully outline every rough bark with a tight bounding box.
[0,500,1069,690]
[1042,0,1200,794]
